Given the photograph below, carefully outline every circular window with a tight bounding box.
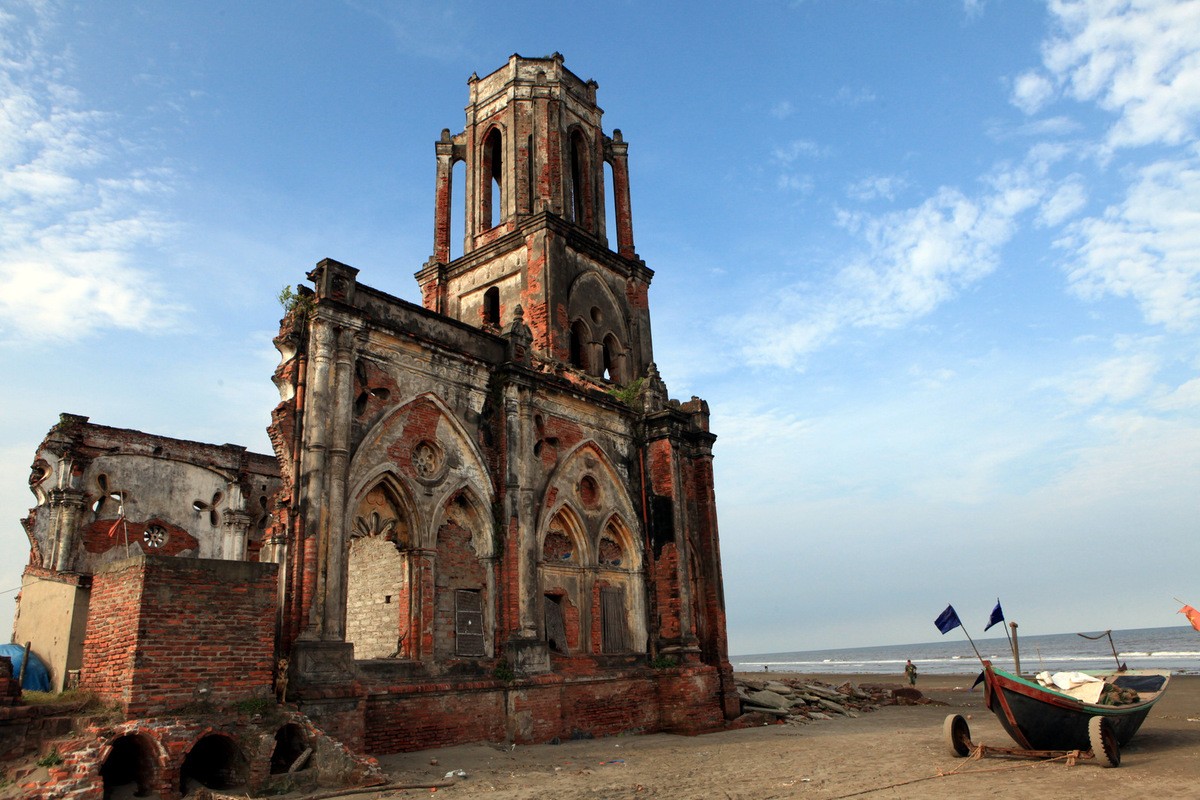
[590,306,603,324]
[412,441,442,479]
[143,525,168,548]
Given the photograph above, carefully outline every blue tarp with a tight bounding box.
[0,644,51,692]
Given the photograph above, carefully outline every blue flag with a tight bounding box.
[935,604,962,634]
[985,600,1005,632]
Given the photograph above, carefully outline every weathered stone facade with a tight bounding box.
[15,415,282,692]
[269,54,736,748]
[6,53,735,797]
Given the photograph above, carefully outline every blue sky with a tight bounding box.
[1,0,1198,656]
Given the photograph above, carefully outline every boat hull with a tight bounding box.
[982,662,1167,751]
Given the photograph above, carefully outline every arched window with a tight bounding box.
[602,334,623,383]
[603,159,616,246]
[347,480,413,660]
[569,320,589,371]
[483,286,500,326]
[569,129,590,226]
[482,128,503,229]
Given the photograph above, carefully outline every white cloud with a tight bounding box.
[1049,350,1162,407]
[1040,0,1200,150]
[846,174,908,202]
[1011,70,1055,114]
[963,0,987,18]
[1152,377,1200,410]
[1058,150,1200,329]
[730,157,1048,368]
[833,85,876,107]
[777,173,813,193]
[0,5,181,343]
[1037,176,1087,226]
[770,100,795,120]
[772,138,823,164]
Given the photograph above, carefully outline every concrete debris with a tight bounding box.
[732,676,933,726]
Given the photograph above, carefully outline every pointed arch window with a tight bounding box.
[483,286,500,326]
[602,334,624,383]
[569,320,590,371]
[569,129,590,227]
[482,128,504,229]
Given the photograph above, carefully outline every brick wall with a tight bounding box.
[362,668,726,753]
[433,520,487,659]
[80,555,277,716]
[345,537,406,659]
[364,682,507,752]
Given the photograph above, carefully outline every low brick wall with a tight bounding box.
[80,556,277,716]
[362,665,727,753]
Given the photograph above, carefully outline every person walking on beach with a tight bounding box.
[905,659,917,686]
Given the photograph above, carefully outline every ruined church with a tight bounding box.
[7,54,735,795]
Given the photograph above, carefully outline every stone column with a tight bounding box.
[48,488,86,572]
[609,130,635,258]
[433,129,455,264]
[221,510,253,561]
[297,319,334,639]
[322,326,357,640]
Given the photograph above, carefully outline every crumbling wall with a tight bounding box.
[80,556,277,716]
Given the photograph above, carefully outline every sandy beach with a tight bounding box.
[372,673,1200,799]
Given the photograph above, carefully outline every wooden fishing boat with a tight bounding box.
[945,659,1170,767]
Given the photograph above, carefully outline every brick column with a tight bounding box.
[609,130,635,258]
[433,129,455,263]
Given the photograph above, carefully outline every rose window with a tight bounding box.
[412,442,441,478]
[143,525,168,548]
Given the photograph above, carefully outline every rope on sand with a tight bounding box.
[825,748,1081,799]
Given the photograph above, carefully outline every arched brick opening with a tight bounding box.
[270,723,310,775]
[179,733,247,794]
[100,733,158,799]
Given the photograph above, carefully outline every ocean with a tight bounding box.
[732,625,1200,676]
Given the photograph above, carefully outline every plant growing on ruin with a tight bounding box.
[231,697,274,716]
[36,748,63,767]
[492,662,516,684]
[650,654,678,670]
[608,377,644,408]
[278,285,314,317]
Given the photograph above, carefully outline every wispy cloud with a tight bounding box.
[344,0,472,61]
[1018,0,1200,151]
[0,5,181,343]
[1047,347,1162,408]
[1058,149,1200,329]
[729,155,1049,368]
[832,85,876,107]
[846,174,908,202]
[772,138,824,164]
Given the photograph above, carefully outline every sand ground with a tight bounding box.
[371,673,1200,799]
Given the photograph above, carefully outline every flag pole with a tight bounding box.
[960,623,984,664]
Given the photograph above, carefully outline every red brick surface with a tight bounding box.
[80,556,277,716]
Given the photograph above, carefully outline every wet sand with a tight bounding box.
[373,673,1200,799]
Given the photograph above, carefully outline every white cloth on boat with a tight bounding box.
[1036,671,1105,702]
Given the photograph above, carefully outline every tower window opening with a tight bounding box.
[604,159,616,247]
[483,286,500,326]
[526,134,534,213]
[569,320,589,371]
[483,128,504,229]
[569,130,589,226]
[602,335,623,383]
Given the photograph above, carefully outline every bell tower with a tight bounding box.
[416,53,653,386]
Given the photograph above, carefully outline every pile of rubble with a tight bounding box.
[734,675,932,726]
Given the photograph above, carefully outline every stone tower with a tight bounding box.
[416,52,652,385]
